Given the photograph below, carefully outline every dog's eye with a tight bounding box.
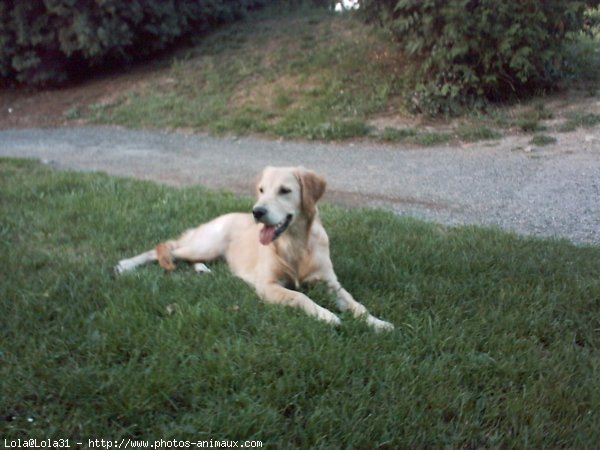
[279,186,291,195]
[258,187,264,194]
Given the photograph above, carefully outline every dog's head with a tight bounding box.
[253,166,326,246]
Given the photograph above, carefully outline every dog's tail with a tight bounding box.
[156,242,176,271]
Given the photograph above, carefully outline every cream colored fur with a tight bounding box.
[116,166,393,331]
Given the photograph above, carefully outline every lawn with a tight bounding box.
[85,7,405,141]
[1,158,598,448]
[76,5,600,144]
[3,6,596,143]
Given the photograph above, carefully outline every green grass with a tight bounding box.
[529,134,558,146]
[487,103,554,133]
[455,125,502,142]
[377,126,501,146]
[514,104,553,132]
[381,130,453,146]
[559,112,600,132]
[412,131,454,146]
[379,127,418,142]
[78,6,600,143]
[86,7,405,141]
[2,158,599,448]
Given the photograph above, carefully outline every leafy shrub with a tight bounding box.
[361,0,600,115]
[0,0,274,85]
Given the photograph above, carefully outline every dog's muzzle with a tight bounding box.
[253,208,293,246]
[252,206,268,221]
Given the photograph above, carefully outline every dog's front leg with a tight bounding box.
[258,283,341,326]
[326,278,394,332]
[336,285,394,332]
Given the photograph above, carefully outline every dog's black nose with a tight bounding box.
[252,207,267,220]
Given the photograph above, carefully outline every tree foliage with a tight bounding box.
[361,0,600,114]
[0,0,275,85]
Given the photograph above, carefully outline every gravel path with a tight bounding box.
[1,126,598,246]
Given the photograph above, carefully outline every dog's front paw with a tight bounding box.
[316,306,342,326]
[366,315,394,332]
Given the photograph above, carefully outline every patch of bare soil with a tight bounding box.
[369,90,600,134]
[1,57,598,138]
[0,64,168,130]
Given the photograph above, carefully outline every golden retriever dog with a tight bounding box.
[115,166,393,331]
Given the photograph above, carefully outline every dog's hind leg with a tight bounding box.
[115,249,158,274]
[116,213,237,275]
[154,214,235,272]
[115,229,221,275]
[114,236,216,274]
[156,242,176,271]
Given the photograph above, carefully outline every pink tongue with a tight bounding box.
[259,225,277,246]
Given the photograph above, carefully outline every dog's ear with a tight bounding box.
[297,168,326,219]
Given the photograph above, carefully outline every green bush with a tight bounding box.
[0,0,274,85]
[361,0,600,115]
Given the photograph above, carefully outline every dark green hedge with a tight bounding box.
[0,0,275,85]
[361,0,600,114]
